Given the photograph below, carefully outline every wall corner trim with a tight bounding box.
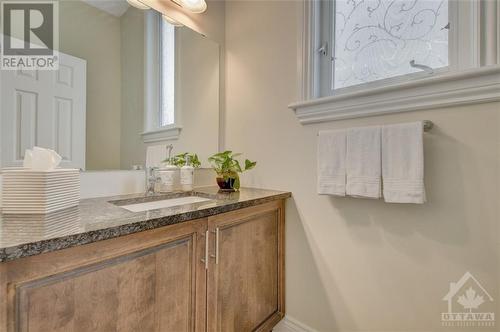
[273,315,320,332]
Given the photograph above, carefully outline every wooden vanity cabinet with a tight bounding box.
[0,200,285,332]
[207,200,285,332]
[0,219,208,332]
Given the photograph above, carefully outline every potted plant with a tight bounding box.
[208,151,256,191]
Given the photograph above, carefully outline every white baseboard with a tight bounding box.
[273,315,319,332]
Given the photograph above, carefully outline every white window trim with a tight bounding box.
[290,0,500,124]
[141,125,182,143]
[143,11,182,142]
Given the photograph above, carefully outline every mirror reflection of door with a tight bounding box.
[0,54,86,169]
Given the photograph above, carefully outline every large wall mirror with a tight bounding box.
[0,0,220,170]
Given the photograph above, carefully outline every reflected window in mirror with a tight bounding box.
[143,11,181,142]
[160,20,176,127]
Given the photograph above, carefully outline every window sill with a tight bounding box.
[141,125,182,143]
[289,66,500,124]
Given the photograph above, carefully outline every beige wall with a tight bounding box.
[59,0,122,170]
[225,1,499,331]
[164,27,220,166]
[120,8,146,170]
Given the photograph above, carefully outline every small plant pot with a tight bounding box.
[216,177,236,192]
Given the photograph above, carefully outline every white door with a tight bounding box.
[0,53,87,169]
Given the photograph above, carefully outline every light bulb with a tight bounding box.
[179,0,207,13]
[162,14,183,27]
[127,0,150,10]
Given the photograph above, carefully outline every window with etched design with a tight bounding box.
[325,0,449,91]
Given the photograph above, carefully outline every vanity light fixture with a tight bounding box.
[162,13,183,27]
[126,0,150,10]
[176,0,207,13]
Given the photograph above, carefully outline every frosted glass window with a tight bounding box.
[160,20,175,126]
[333,0,449,89]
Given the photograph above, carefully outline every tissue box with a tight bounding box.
[1,168,80,214]
[0,207,81,242]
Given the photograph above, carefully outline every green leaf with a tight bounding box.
[244,159,256,170]
[233,173,240,190]
[233,160,243,173]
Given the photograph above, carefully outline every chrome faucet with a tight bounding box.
[146,167,161,196]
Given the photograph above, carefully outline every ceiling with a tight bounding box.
[80,0,130,17]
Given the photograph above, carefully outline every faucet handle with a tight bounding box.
[147,166,159,176]
[145,167,161,196]
[166,144,174,161]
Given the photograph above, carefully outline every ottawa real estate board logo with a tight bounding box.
[442,272,495,328]
[1,1,59,70]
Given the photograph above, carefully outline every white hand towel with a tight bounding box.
[317,130,346,196]
[382,122,426,204]
[346,126,381,199]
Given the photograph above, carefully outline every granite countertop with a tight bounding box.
[0,187,291,262]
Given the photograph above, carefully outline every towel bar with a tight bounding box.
[317,120,434,136]
[422,120,433,132]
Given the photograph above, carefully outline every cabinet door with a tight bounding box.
[207,201,285,332]
[3,220,207,332]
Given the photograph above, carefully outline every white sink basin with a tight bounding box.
[120,196,212,212]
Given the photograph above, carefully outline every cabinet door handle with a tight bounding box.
[200,230,209,270]
[210,228,219,265]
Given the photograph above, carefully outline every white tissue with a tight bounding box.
[23,149,33,168]
[23,147,62,171]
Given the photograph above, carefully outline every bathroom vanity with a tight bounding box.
[0,187,290,332]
